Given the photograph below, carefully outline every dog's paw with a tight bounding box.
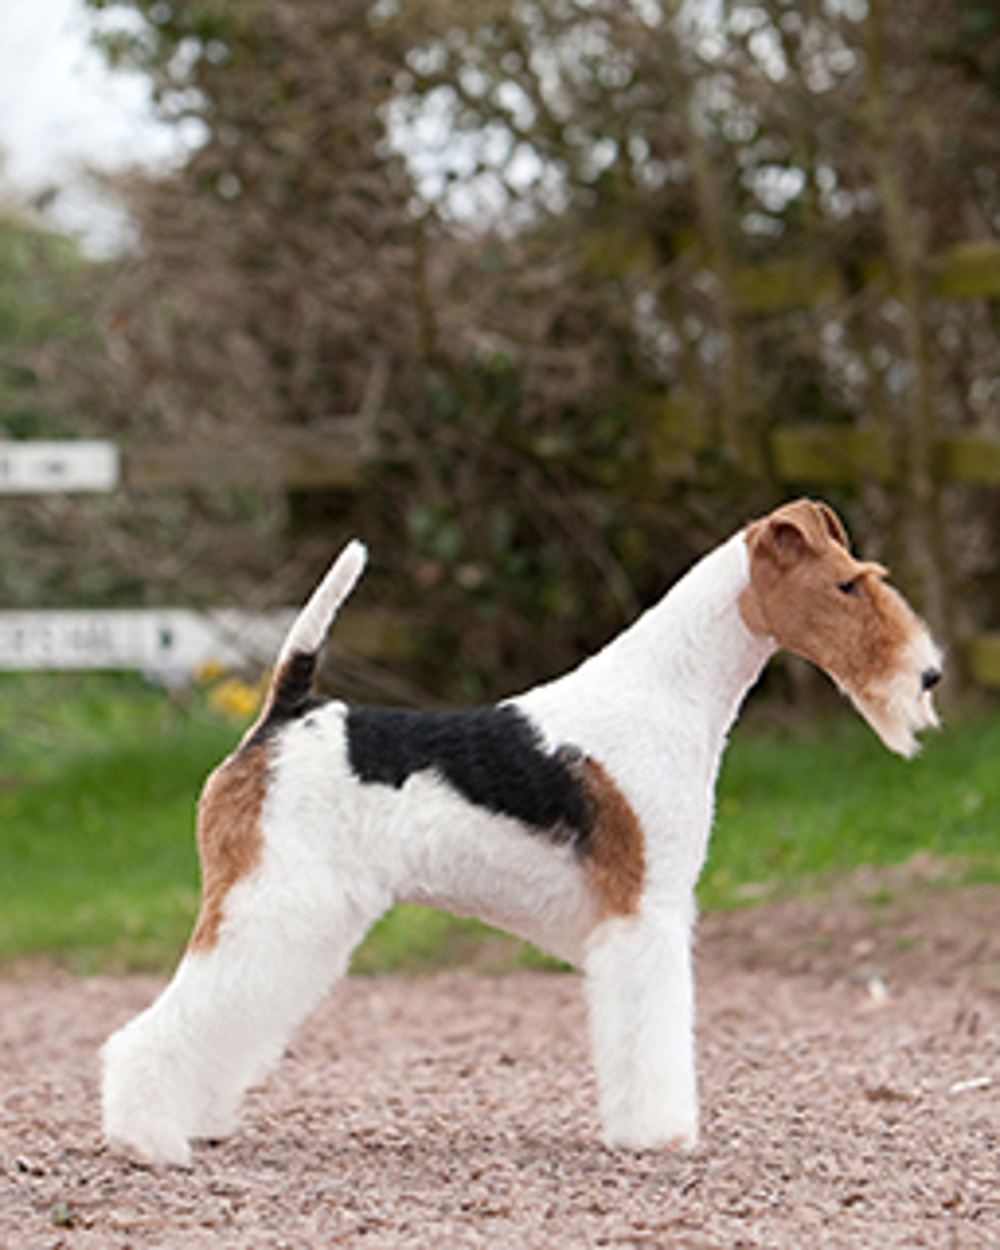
[191,1105,240,1146]
[104,1124,193,1170]
[601,1115,698,1154]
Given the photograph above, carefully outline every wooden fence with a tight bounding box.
[6,426,1000,685]
[4,237,1000,684]
[83,416,1000,690]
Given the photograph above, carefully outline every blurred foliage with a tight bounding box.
[2,0,999,698]
[937,0,1000,96]
[0,210,103,440]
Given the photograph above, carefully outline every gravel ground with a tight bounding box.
[2,868,999,1248]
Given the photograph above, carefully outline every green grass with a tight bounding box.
[704,707,1000,906]
[0,674,232,972]
[1,673,998,974]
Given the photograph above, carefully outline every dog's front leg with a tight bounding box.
[583,903,699,1151]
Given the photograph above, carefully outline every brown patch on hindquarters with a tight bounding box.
[738,498,921,702]
[582,757,646,919]
[188,745,269,953]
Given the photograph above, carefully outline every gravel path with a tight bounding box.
[3,870,999,1248]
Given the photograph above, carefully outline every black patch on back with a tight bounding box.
[345,703,592,847]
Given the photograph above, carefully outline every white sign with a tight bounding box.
[0,609,294,674]
[0,440,120,493]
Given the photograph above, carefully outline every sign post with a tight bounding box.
[0,440,120,494]
[0,609,293,676]
[0,443,295,677]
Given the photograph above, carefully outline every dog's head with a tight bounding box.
[739,499,942,757]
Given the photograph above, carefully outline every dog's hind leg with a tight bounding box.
[584,901,699,1152]
[101,881,386,1167]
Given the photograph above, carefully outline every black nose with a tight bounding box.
[921,667,942,692]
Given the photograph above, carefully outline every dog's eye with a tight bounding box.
[838,579,860,596]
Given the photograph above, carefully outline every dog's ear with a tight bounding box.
[741,500,843,638]
[740,510,805,638]
[741,516,790,635]
[765,516,809,567]
[752,499,849,572]
[814,501,850,550]
[749,506,811,573]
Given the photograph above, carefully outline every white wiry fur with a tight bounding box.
[274,538,367,668]
[101,502,941,1167]
[512,532,775,1150]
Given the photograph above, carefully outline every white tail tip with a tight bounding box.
[276,539,368,666]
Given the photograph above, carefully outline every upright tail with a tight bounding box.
[244,540,368,744]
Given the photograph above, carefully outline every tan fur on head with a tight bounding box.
[739,499,941,756]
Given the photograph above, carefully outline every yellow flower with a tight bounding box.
[208,676,264,723]
[193,661,227,685]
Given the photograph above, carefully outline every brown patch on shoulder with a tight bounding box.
[582,757,646,919]
[187,745,269,954]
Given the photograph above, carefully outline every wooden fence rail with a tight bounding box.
[732,239,1000,313]
[124,428,367,493]
[771,429,1000,487]
[7,425,1000,686]
[6,227,1000,684]
[33,424,992,692]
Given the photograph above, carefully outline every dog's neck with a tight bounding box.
[516,529,777,769]
[596,530,777,740]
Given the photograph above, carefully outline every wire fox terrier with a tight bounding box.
[101,499,942,1167]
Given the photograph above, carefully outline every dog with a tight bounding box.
[101,498,942,1166]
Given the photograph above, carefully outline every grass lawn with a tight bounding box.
[0,674,231,972]
[1,672,997,974]
[702,708,1000,906]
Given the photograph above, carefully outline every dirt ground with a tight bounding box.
[2,865,999,1248]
